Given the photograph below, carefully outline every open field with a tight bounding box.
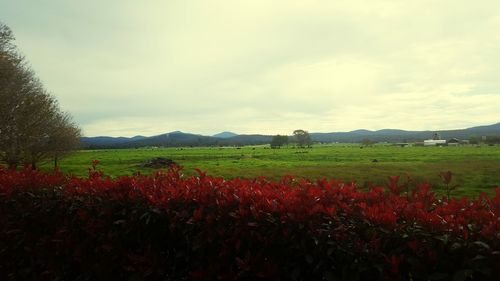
[41,144,500,197]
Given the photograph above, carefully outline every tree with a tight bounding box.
[26,112,82,169]
[0,24,14,53]
[293,129,312,148]
[270,135,288,149]
[361,138,375,147]
[0,22,81,169]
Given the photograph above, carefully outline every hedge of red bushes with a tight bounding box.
[0,165,499,281]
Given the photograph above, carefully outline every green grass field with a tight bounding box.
[41,144,500,197]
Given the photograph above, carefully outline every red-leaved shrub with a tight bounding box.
[0,165,499,280]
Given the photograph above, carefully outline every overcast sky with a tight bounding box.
[1,0,499,137]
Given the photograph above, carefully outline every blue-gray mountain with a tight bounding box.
[212,131,238,138]
[80,123,500,149]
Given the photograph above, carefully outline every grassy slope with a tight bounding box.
[41,144,500,197]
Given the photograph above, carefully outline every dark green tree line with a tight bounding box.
[270,135,288,148]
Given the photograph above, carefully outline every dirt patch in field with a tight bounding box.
[139,157,177,169]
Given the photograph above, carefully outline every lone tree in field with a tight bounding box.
[0,22,81,169]
[293,129,312,148]
[270,135,289,149]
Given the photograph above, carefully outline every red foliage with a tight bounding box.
[0,165,499,280]
[440,170,453,185]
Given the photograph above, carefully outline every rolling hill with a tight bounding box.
[311,123,500,143]
[80,123,500,148]
[212,131,238,138]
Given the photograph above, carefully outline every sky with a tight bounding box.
[1,0,499,137]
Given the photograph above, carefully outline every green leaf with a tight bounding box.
[450,242,462,251]
[471,255,486,262]
[472,241,490,250]
[113,219,126,225]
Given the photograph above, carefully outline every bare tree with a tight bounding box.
[26,112,82,169]
[0,28,34,167]
[0,22,81,169]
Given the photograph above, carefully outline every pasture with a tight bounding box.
[42,144,500,197]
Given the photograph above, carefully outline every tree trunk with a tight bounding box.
[5,151,19,170]
[7,162,17,170]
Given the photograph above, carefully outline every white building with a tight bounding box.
[423,139,447,146]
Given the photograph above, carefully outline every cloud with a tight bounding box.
[1,0,499,136]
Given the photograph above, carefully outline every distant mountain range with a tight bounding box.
[80,131,273,149]
[80,123,500,149]
[311,123,500,143]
